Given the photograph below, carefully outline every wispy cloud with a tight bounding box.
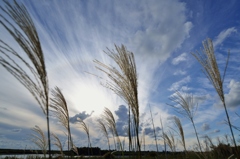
[213,27,237,47]
[172,53,187,65]
[12,129,22,133]
[168,76,191,91]
[173,70,187,75]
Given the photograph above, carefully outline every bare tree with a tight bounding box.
[50,86,73,151]
[0,1,51,157]
[94,45,141,156]
[192,38,238,153]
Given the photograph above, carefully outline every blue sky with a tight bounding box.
[0,0,240,151]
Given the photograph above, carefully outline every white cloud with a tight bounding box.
[168,76,191,91]
[173,69,187,75]
[213,80,240,109]
[194,104,222,126]
[225,80,240,108]
[213,27,237,47]
[172,53,187,65]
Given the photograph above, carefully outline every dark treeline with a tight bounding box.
[1,144,239,159]
[0,147,178,156]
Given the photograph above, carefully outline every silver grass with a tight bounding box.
[51,133,63,156]
[149,105,159,153]
[160,116,167,159]
[168,91,202,153]
[204,135,215,151]
[97,119,111,150]
[163,131,176,152]
[192,38,237,152]
[0,0,51,156]
[30,125,47,158]
[94,45,141,154]
[102,107,123,152]
[78,118,92,155]
[50,86,73,151]
[72,144,79,155]
[172,116,186,152]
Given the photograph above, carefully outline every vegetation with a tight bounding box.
[168,91,203,153]
[102,107,123,153]
[30,126,47,158]
[77,119,92,156]
[172,116,186,153]
[94,45,141,156]
[50,87,73,151]
[97,119,111,151]
[51,133,64,157]
[0,1,239,159]
[192,38,238,154]
[0,0,51,157]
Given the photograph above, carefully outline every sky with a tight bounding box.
[0,0,240,152]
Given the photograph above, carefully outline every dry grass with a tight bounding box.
[160,116,167,159]
[168,91,202,153]
[30,126,47,158]
[94,45,141,153]
[51,133,63,156]
[50,86,73,151]
[192,38,238,154]
[0,0,51,156]
[77,118,92,155]
[149,105,159,153]
[102,107,123,152]
[163,131,176,152]
[97,119,111,150]
[172,116,186,152]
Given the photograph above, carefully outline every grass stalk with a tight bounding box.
[97,119,111,151]
[30,126,47,158]
[192,38,238,155]
[160,116,167,159]
[94,45,141,157]
[102,107,123,153]
[50,86,73,151]
[149,105,159,153]
[168,91,202,153]
[163,131,176,152]
[0,1,51,157]
[51,133,63,156]
[172,116,186,153]
[78,118,92,156]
